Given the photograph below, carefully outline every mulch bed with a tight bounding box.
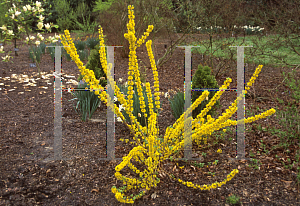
[0,31,299,205]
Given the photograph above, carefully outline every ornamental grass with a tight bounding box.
[60,5,276,204]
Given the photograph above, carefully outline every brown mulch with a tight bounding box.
[0,31,299,206]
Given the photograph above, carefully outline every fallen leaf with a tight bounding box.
[151,192,157,199]
[91,189,99,193]
[282,180,292,188]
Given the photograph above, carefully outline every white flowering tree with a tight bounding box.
[0,0,59,76]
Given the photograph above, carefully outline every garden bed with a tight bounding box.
[0,32,299,205]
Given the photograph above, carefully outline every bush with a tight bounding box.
[192,64,221,120]
[168,64,221,121]
[54,0,75,31]
[78,44,107,88]
[85,35,100,50]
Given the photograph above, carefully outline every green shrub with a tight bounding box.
[74,39,86,51]
[78,44,107,88]
[68,80,101,122]
[116,81,162,127]
[85,36,100,50]
[192,64,221,119]
[54,0,75,31]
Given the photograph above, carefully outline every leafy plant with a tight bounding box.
[28,45,43,63]
[74,39,86,51]
[39,42,47,55]
[47,43,55,62]
[169,91,185,120]
[53,0,75,31]
[226,194,241,205]
[68,80,101,122]
[77,49,89,61]
[85,35,100,50]
[73,13,98,34]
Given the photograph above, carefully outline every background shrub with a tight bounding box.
[192,64,221,120]
[53,0,76,32]
[78,44,107,88]
[168,64,221,121]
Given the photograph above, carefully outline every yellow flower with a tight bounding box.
[217,149,222,153]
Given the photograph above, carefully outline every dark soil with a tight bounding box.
[0,32,299,205]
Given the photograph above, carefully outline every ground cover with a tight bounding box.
[0,30,299,205]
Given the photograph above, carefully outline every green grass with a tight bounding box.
[189,34,300,68]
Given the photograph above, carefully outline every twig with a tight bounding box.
[3,94,17,105]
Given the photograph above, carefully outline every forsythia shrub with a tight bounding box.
[60,5,276,204]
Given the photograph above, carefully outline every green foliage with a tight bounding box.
[39,42,46,55]
[78,49,89,61]
[72,2,98,33]
[92,0,115,13]
[0,0,10,36]
[192,64,221,119]
[169,91,185,120]
[78,44,107,87]
[69,81,101,122]
[28,45,43,63]
[226,194,240,205]
[46,43,55,62]
[282,69,300,101]
[74,39,86,51]
[53,0,75,31]
[116,81,162,127]
[85,36,100,50]
[168,64,220,121]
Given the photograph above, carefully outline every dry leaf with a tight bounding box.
[91,189,99,193]
[151,192,157,199]
[8,89,15,91]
